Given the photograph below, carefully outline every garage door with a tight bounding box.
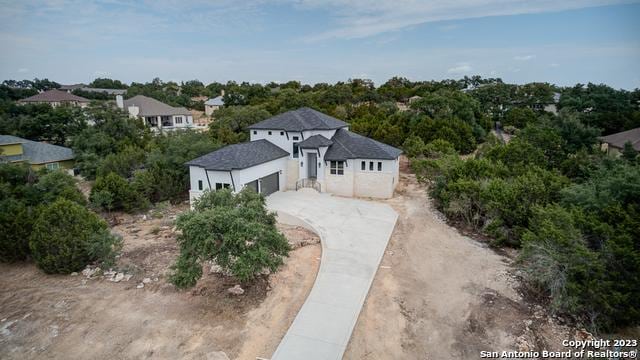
[245,180,258,193]
[259,172,279,196]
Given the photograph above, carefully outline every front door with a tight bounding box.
[307,152,317,178]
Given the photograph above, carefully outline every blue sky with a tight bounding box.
[1,0,639,89]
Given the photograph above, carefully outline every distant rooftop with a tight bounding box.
[123,95,191,117]
[599,127,640,151]
[0,135,74,164]
[19,89,90,103]
[205,96,224,106]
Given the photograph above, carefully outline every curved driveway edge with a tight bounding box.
[267,190,398,360]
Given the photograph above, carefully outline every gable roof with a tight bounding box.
[123,95,191,117]
[205,96,224,106]
[324,129,402,161]
[185,139,289,171]
[297,134,333,149]
[248,107,348,132]
[599,127,640,151]
[0,135,74,164]
[19,89,90,103]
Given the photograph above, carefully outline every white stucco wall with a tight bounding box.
[286,159,299,190]
[352,158,399,199]
[188,156,288,205]
[323,159,355,197]
[250,129,337,160]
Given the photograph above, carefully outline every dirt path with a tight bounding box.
[0,206,320,360]
[344,158,573,360]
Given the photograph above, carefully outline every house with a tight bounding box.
[116,95,194,131]
[59,84,87,92]
[204,91,225,116]
[0,135,75,173]
[18,89,90,108]
[599,127,640,156]
[186,107,402,205]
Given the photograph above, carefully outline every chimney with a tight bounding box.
[116,95,124,109]
[220,89,225,97]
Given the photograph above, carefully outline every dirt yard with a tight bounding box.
[0,203,320,360]
[345,158,576,360]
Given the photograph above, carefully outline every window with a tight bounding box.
[361,161,366,170]
[268,131,272,135]
[330,161,344,175]
[253,130,257,135]
[216,183,223,190]
[292,136,299,140]
[175,116,183,124]
[369,161,374,171]
[301,161,303,167]
[280,131,284,136]
[198,180,203,190]
[46,162,59,170]
[293,143,299,158]
[223,183,230,189]
[378,162,382,171]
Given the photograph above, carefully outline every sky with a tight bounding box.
[1,0,639,89]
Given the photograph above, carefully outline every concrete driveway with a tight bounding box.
[267,190,398,360]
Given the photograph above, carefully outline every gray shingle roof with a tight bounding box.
[297,134,333,149]
[185,139,289,171]
[248,107,348,132]
[19,89,90,103]
[79,87,127,95]
[123,95,191,117]
[0,135,74,164]
[205,96,224,106]
[599,127,640,151]
[324,129,402,161]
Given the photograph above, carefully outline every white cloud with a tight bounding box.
[17,68,29,73]
[297,0,636,40]
[447,63,472,74]
[514,54,536,61]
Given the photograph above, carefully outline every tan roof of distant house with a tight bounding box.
[123,95,191,117]
[19,89,90,103]
[599,127,640,151]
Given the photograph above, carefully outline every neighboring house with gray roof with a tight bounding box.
[187,107,402,204]
[116,95,194,131]
[18,89,90,108]
[0,135,75,173]
[204,95,225,116]
[599,127,640,156]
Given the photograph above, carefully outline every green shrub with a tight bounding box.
[402,134,425,158]
[0,198,34,262]
[91,172,148,212]
[29,198,122,274]
[170,188,290,287]
[34,170,86,206]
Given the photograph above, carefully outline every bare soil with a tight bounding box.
[345,157,576,360]
[0,204,320,360]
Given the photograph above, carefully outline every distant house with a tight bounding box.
[18,89,90,108]
[0,135,75,173]
[186,107,402,205]
[116,95,193,131]
[60,84,126,96]
[408,95,422,104]
[204,92,225,116]
[599,127,640,156]
[59,84,87,92]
